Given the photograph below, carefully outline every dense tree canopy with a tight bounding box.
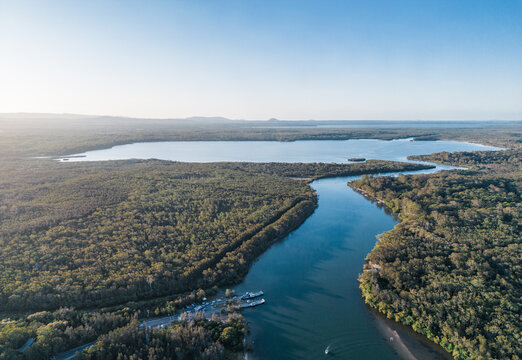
[0,160,429,313]
[351,148,521,360]
[0,161,314,312]
[79,314,246,360]
[0,307,130,359]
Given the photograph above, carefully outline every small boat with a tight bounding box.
[325,345,330,355]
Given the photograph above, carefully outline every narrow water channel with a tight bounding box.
[233,169,450,360]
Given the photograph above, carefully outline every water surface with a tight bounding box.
[235,174,449,359]
[59,138,497,163]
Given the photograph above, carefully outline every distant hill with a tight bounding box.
[0,113,520,133]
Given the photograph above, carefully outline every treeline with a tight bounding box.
[79,314,246,360]
[0,307,130,359]
[350,148,521,359]
[216,160,433,180]
[409,148,521,174]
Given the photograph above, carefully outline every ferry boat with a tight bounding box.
[240,291,264,300]
[240,298,265,308]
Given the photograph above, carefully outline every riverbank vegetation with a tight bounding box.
[351,147,521,360]
[0,308,246,360]
[79,314,246,360]
[0,308,130,359]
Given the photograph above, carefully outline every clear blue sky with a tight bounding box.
[1,0,521,120]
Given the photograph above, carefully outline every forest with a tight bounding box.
[351,147,521,359]
[78,314,247,360]
[0,160,315,311]
[0,154,430,358]
[0,159,431,313]
[0,305,246,360]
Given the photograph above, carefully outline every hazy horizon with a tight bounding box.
[1,112,521,122]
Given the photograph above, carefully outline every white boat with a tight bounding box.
[240,291,264,300]
[240,298,265,308]
[325,345,330,355]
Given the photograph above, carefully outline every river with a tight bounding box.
[60,139,498,359]
[233,173,449,360]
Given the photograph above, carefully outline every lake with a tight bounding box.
[60,139,498,359]
[58,138,496,163]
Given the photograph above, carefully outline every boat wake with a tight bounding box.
[325,344,331,355]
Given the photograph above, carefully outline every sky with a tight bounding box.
[0,0,521,120]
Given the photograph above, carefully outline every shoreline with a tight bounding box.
[51,136,491,161]
[369,306,452,360]
[350,182,454,359]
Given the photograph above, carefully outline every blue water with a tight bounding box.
[237,176,399,359]
[59,138,497,163]
[235,174,447,360]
